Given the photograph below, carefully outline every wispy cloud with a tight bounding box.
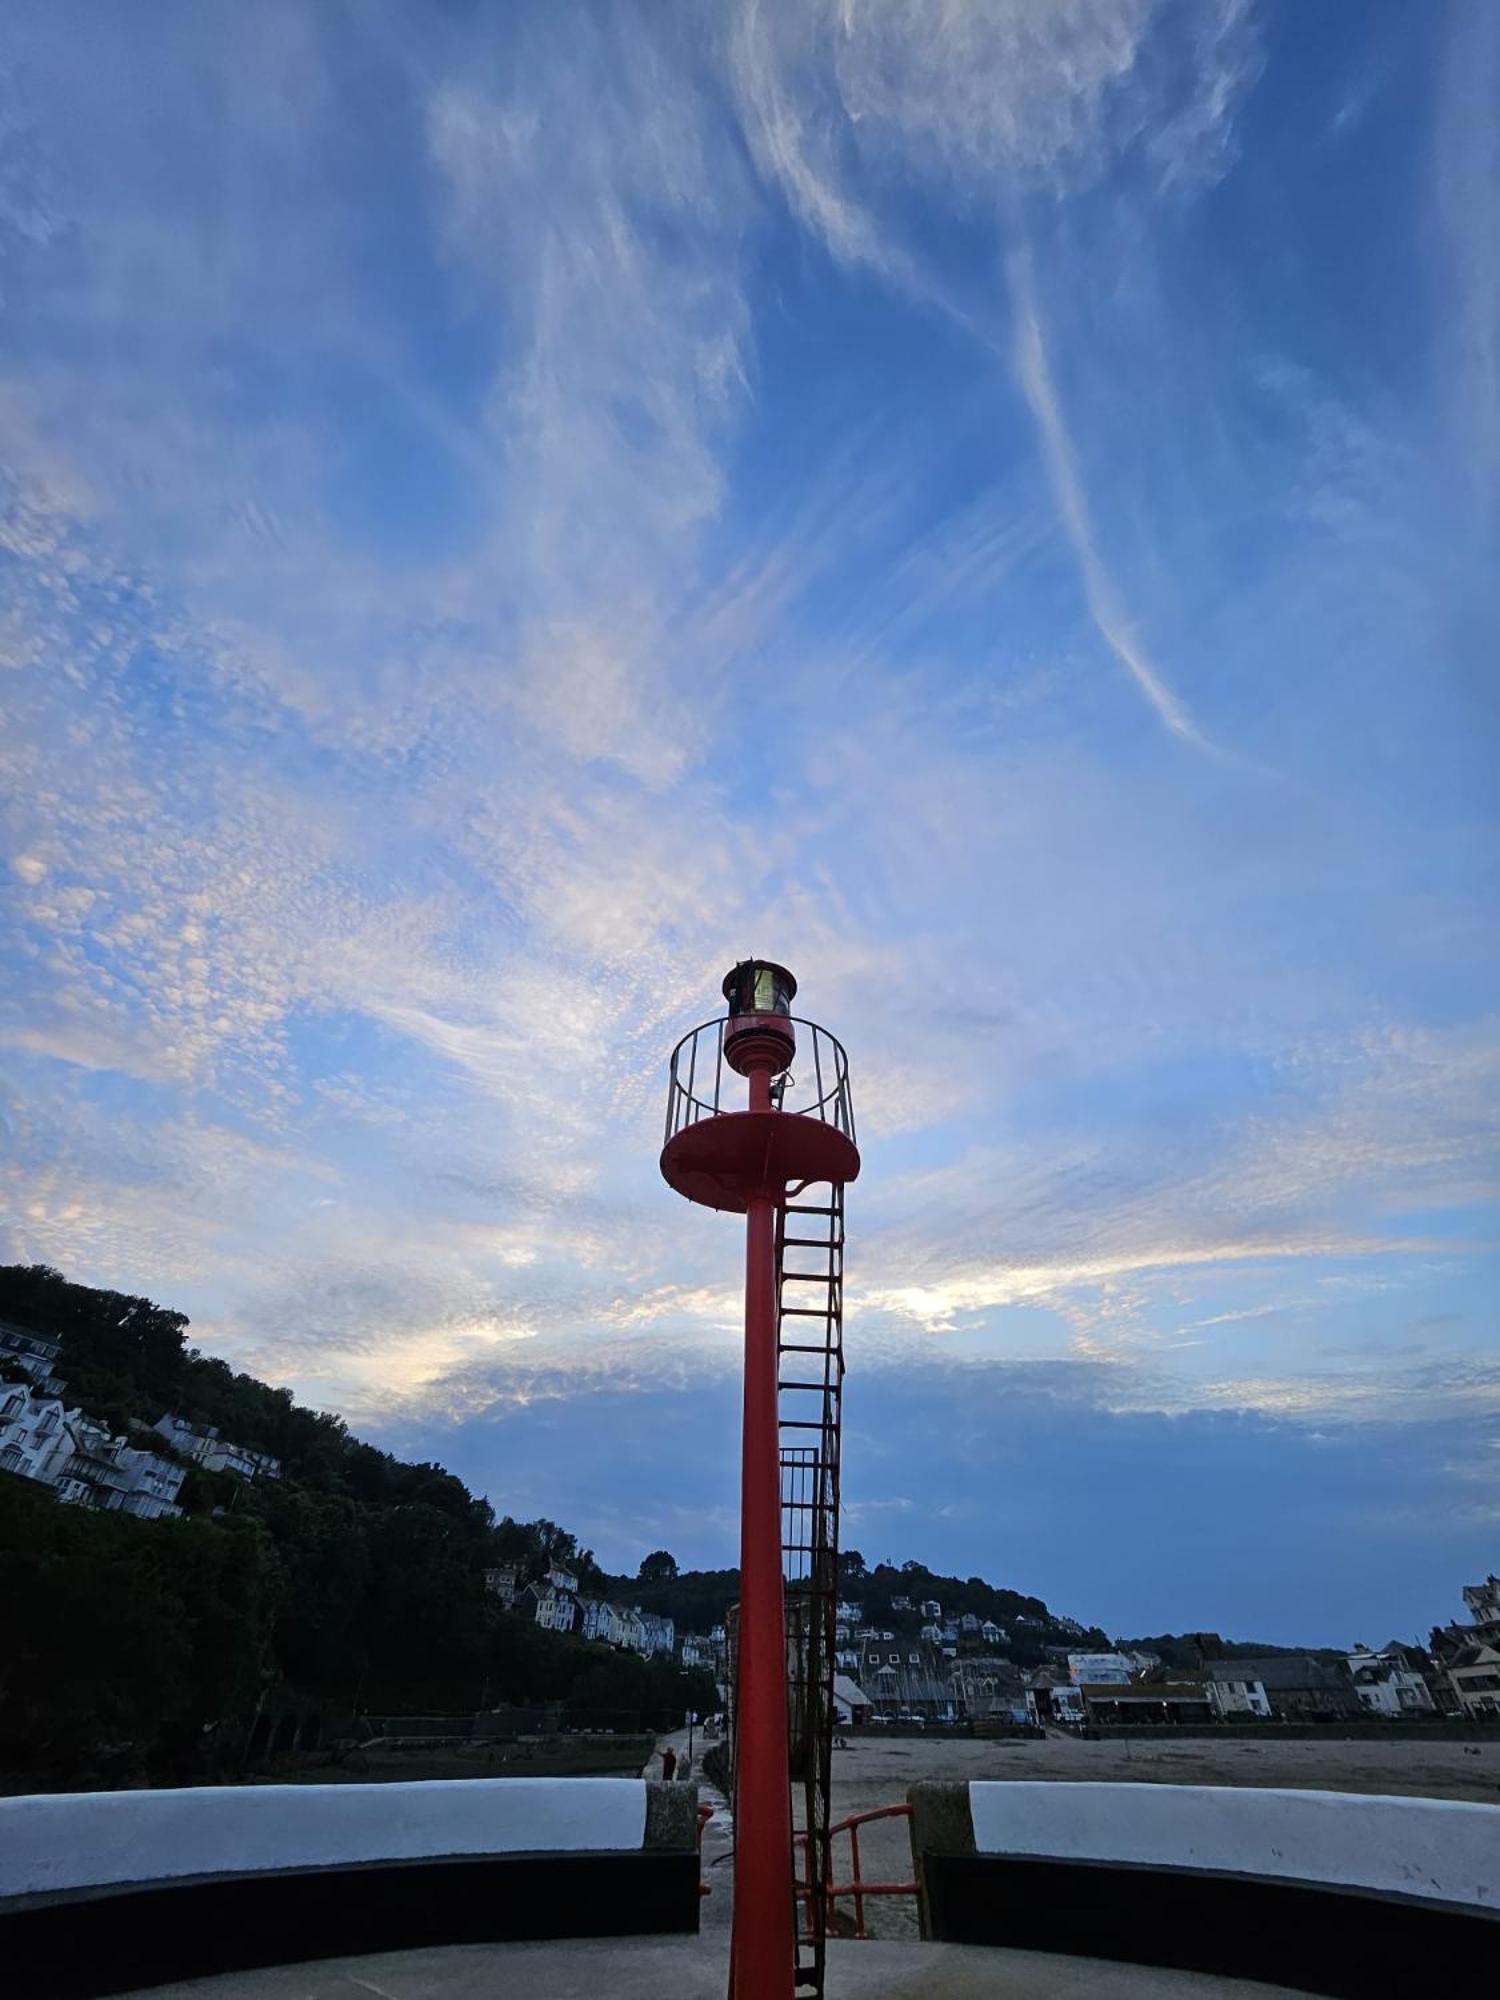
[1008,249,1203,742]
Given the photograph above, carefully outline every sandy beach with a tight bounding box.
[817,1731,1500,1938]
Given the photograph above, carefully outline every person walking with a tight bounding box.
[660,1743,677,1782]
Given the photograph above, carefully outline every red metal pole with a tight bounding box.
[730,1064,794,2000]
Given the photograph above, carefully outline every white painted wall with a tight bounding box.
[967,1782,1500,1911]
[1,1777,649,1900]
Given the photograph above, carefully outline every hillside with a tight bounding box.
[0,1264,714,1790]
[627,1550,1109,1664]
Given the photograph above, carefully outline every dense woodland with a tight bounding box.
[0,1265,714,1789]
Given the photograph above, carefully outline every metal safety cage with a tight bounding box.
[663,1016,856,1149]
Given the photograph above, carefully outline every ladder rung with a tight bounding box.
[783,1203,838,1215]
[777,1378,838,1391]
[780,1306,833,1317]
[782,1235,842,1249]
[781,1270,835,1282]
[779,1419,831,1430]
[778,1342,832,1354]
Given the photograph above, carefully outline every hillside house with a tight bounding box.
[1,1388,184,1517]
[0,1384,75,1484]
[483,1563,520,1608]
[152,1414,280,1482]
[0,1322,65,1394]
[524,1583,577,1635]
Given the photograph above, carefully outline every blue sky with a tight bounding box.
[1,1,1495,1644]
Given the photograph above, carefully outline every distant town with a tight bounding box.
[480,1530,1500,1732]
[3,1298,1497,1759]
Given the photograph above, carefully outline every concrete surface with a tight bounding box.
[133,1933,1305,1998]
[963,1780,1500,1908]
[822,1729,1500,1937]
[0,1778,653,1898]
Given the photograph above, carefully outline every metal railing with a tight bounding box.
[664,1016,856,1149]
[794,1802,918,1941]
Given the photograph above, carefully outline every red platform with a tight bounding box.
[660,1110,861,1213]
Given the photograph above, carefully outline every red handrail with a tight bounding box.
[696,1803,715,1897]
[793,1802,917,1941]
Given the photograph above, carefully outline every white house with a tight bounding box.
[3,1388,185,1517]
[980,1620,1005,1646]
[1067,1651,1133,1687]
[483,1563,521,1608]
[526,1584,577,1634]
[1347,1646,1435,1717]
[546,1563,578,1594]
[152,1415,279,1482]
[0,1384,75,1485]
[1204,1670,1272,1719]
[58,1418,186,1518]
[1462,1576,1500,1644]
[0,1322,65,1394]
[1446,1643,1500,1718]
[919,1599,942,1620]
[112,1445,187,1520]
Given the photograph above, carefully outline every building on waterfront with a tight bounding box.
[1203,1670,1272,1719]
[1067,1651,1133,1686]
[950,1656,1028,1725]
[856,1636,953,1720]
[1203,1655,1360,1722]
[1445,1644,1500,1718]
[1461,1577,1500,1645]
[1346,1645,1436,1716]
[1429,1575,1500,1714]
[1080,1680,1216,1726]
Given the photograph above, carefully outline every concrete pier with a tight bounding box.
[132,1933,1302,1998]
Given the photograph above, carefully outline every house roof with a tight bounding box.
[1205,1656,1349,1691]
[1449,1644,1500,1669]
[833,1675,871,1708]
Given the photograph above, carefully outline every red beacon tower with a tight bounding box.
[661,962,859,2000]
